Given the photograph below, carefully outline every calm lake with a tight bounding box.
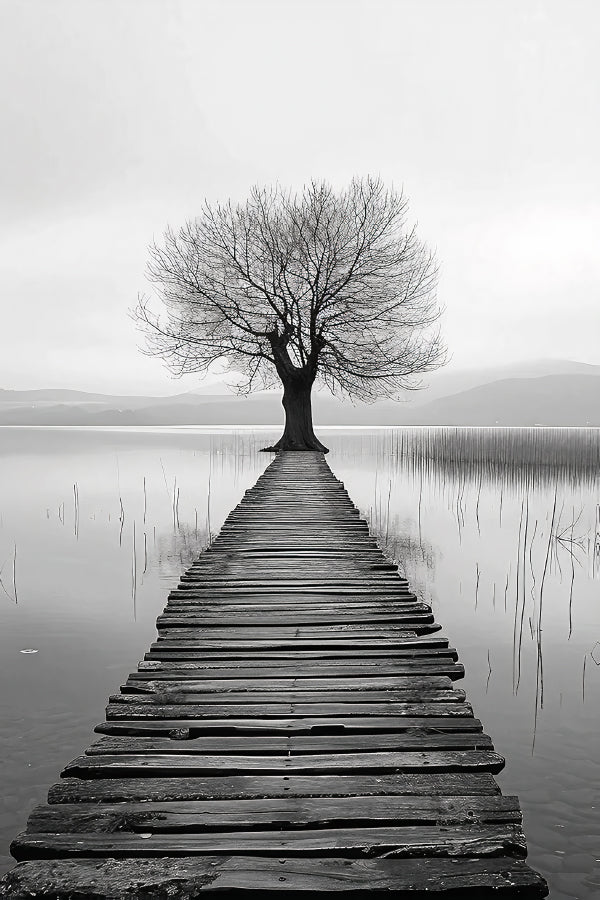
[0,425,599,898]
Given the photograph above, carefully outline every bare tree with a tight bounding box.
[135,177,445,452]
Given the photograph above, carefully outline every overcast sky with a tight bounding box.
[1,0,599,394]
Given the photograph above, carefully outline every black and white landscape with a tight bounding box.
[1,1,599,897]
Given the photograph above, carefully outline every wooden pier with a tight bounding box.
[1,452,547,897]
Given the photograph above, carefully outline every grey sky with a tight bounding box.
[1,0,599,394]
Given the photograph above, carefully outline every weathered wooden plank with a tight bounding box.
[182,563,401,569]
[174,584,413,594]
[178,578,407,587]
[190,556,395,563]
[104,696,479,716]
[48,772,504,805]
[135,660,463,675]
[195,521,382,530]
[179,575,406,583]
[149,635,456,651]
[0,856,551,897]
[105,702,473,721]
[132,664,463,681]
[149,636,425,650]
[150,635,451,649]
[86,732,494,755]
[217,522,370,529]
[165,605,421,617]
[144,653,460,666]
[217,536,376,547]
[156,629,445,642]
[191,554,390,560]
[100,724,490,747]
[10,823,527,860]
[27,795,522,833]
[180,567,401,575]
[168,592,415,603]
[174,576,406,583]
[163,610,424,623]
[212,536,377,542]
[119,682,468,699]
[156,624,444,638]
[165,599,422,611]
[106,691,473,712]
[210,534,377,539]
[106,690,467,709]
[95,710,474,736]
[156,608,433,634]
[62,749,505,776]
[97,708,474,736]
[125,671,465,689]
[207,550,384,558]
[111,694,472,721]
[204,549,388,557]
[187,574,406,582]
[128,673,461,689]
[220,520,369,524]
[145,647,459,661]
[189,569,400,577]
[204,511,370,519]
[181,579,409,588]
[211,529,375,536]
[138,660,457,675]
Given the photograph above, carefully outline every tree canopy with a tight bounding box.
[135,176,445,450]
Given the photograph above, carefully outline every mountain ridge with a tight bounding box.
[1,361,599,426]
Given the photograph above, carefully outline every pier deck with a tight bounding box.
[0,452,547,897]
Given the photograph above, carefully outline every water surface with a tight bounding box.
[0,426,599,898]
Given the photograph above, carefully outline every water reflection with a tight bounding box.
[326,425,600,488]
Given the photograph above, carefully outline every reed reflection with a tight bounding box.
[327,426,600,491]
[328,426,600,752]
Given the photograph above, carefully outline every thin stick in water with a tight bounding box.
[73,482,79,539]
[12,543,17,604]
[132,520,137,619]
[207,471,212,542]
[536,487,558,712]
[568,504,575,639]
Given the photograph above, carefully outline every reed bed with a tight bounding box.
[326,426,600,490]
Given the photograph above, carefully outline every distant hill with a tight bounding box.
[0,387,219,409]
[406,374,600,426]
[1,361,599,426]
[410,359,600,406]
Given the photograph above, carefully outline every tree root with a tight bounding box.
[260,441,329,453]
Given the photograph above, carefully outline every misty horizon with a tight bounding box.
[2,355,600,398]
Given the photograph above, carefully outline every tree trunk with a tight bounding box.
[262,377,328,453]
